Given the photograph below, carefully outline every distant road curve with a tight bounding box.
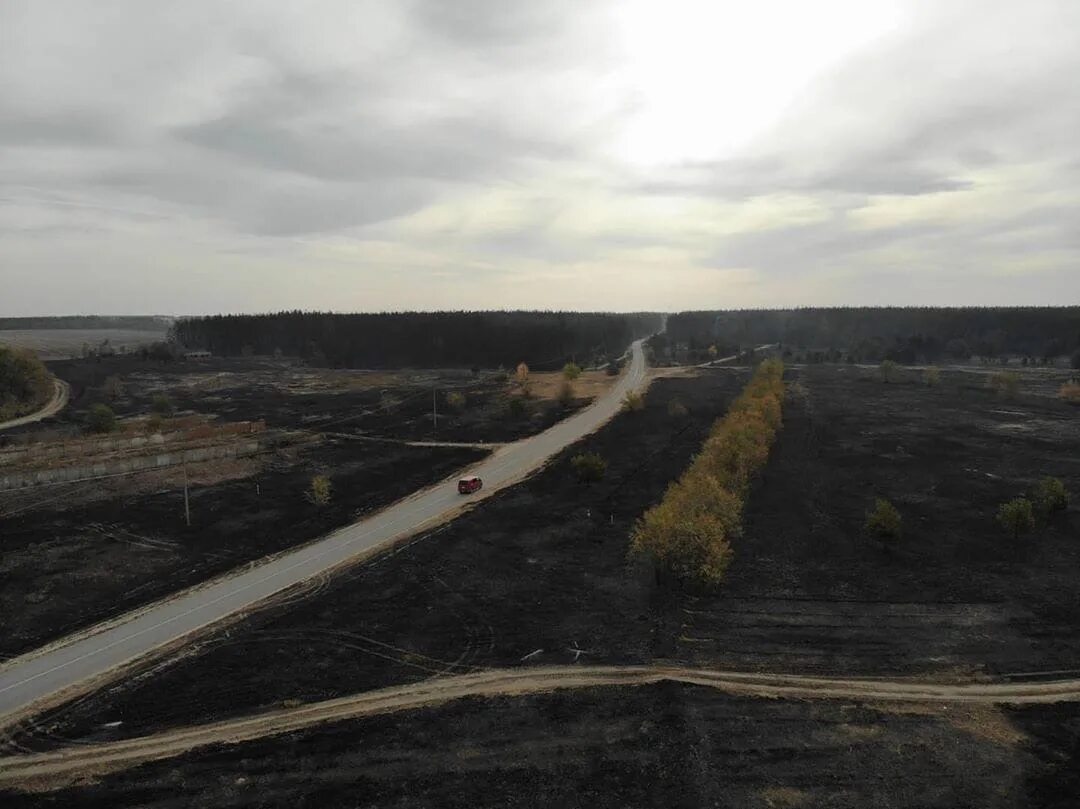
[3,662,1079,789]
[0,340,649,727]
[0,378,69,433]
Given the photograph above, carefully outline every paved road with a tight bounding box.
[0,378,69,432]
[0,340,648,724]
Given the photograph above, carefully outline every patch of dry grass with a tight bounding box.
[867,701,1027,748]
[523,370,616,401]
[762,786,809,808]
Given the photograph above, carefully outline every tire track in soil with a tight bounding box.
[5,663,1080,791]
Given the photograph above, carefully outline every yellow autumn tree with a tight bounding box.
[630,359,785,587]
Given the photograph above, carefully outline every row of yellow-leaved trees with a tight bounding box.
[630,359,785,586]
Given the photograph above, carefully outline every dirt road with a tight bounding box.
[3,662,1079,790]
[0,378,69,432]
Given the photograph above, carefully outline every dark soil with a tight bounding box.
[6,372,745,748]
[5,683,1065,809]
[8,364,1080,799]
[22,356,588,443]
[673,366,1080,676]
[0,439,486,659]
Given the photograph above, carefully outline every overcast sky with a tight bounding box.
[2,0,1077,315]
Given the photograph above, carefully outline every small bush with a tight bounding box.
[146,413,164,434]
[379,392,400,413]
[307,475,332,507]
[562,362,582,381]
[1032,477,1069,519]
[989,371,1020,398]
[879,360,898,383]
[515,362,530,386]
[924,367,941,387]
[86,403,117,434]
[151,393,174,416]
[997,497,1035,539]
[1059,382,1080,405]
[865,498,902,541]
[0,346,52,419]
[507,397,528,419]
[621,392,645,412]
[445,391,466,412]
[570,452,607,484]
[667,398,688,418]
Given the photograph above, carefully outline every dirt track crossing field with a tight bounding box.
[4,663,1080,792]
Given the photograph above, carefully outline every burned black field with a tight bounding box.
[4,370,747,747]
[4,363,1080,808]
[39,355,594,442]
[672,365,1080,676]
[0,439,486,659]
[7,684,1079,809]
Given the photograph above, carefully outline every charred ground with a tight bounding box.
[6,684,1077,809]
[4,370,746,746]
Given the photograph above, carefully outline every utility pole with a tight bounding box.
[183,462,191,527]
[432,388,438,440]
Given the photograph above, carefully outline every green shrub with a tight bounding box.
[989,371,1020,397]
[86,403,117,434]
[997,497,1035,539]
[621,392,645,412]
[0,346,51,420]
[924,367,941,387]
[570,452,607,484]
[507,397,528,419]
[865,498,902,541]
[562,362,582,381]
[1032,477,1068,519]
[151,393,174,416]
[445,391,466,412]
[308,475,332,507]
[879,360,898,383]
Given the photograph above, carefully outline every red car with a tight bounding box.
[457,476,483,495]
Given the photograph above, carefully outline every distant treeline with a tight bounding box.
[665,308,1080,363]
[171,311,662,370]
[0,316,170,332]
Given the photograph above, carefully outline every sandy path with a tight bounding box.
[3,662,1080,790]
[0,379,70,432]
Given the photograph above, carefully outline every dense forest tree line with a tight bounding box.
[0,316,169,332]
[171,311,662,370]
[664,308,1080,364]
[0,346,52,420]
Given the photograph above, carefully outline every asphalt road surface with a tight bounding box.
[0,340,648,724]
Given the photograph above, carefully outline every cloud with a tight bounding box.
[0,0,1077,314]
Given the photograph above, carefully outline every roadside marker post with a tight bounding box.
[183,463,191,527]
